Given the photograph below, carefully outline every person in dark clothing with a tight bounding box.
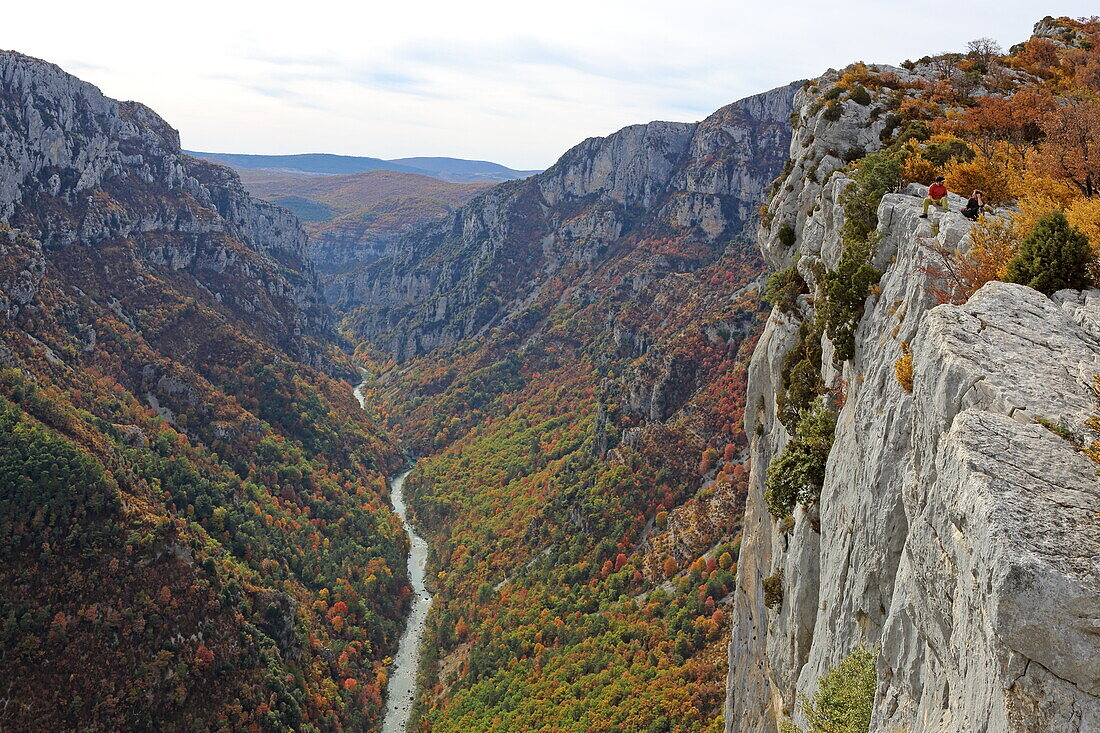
[961,190,986,220]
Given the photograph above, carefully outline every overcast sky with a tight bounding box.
[4,2,1096,169]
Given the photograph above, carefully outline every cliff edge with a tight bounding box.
[726,62,1100,732]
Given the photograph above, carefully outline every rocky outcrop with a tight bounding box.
[0,226,46,318]
[0,51,331,360]
[336,82,801,361]
[726,67,1100,732]
[311,223,401,276]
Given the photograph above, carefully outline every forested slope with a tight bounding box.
[0,51,409,731]
[349,83,800,731]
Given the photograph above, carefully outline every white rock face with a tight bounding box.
[336,82,801,361]
[727,73,1100,732]
[0,50,333,361]
[879,281,1100,732]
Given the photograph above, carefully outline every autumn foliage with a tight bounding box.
[892,17,1100,299]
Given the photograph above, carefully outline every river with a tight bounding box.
[379,469,432,733]
[355,384,433,733]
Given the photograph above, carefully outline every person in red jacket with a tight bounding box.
[920,176,949,217]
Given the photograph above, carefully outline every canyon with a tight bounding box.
[2,14,1099,733]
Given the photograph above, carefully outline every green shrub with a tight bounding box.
[823,85,844,101]
[922,138,975,167]
[823,100,844,122]
[762,569,784,610]
[842,150,902,245]
[894,120,931,146]
[841,147,865,164]
[818,247,880,362]
[817,150,900,361]
[771,158,796,199]
[848,86,872,105]
[802,646,877,733]
[776,321,825,431]
[1003,211,1095,295]
[1035,416,1077,444]
[778,223,797,247]
[765,265,808,315]
[878,114,902,142]
[765,405,837,519]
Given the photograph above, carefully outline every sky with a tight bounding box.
[3,2,1097,170]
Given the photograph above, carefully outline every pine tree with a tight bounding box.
[1004,211,1094,295]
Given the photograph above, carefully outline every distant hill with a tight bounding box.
[234,168,491,217]
[225,168,494,287]
[390,156,543,182]
[186,151,540,183]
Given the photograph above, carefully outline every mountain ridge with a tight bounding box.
[338,81,803,361]
[186,150,541,184]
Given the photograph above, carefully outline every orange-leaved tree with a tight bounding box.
[1039,99,1100,198]
[922,217,1020,304]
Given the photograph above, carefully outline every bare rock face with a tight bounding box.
[882,282,1100,732]
[336,82,801,361]
[726,66,1100,733]
[312,224,401,275]
[0,51,331,360]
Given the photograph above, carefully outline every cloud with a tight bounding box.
[4,0,1098,168]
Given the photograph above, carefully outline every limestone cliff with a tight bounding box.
[336,82,801,361]
[0,51,408,731]
[726,67,1100,732]
[0,50,331,363]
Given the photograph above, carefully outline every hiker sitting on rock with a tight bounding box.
[961,190,986,220]
[919,176,949,218]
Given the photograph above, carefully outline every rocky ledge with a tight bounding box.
[727,165,1100,730]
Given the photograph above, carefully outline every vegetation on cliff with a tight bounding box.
[890,17,1100,300]
[0,53,411,730]
[359,236,768,731]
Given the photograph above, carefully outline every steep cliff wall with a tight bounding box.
[337,82,800,361]
[0,51,331,362]
[726,67,1100,732]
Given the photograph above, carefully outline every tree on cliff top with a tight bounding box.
[1003,210,1094,294]
[1040,99,1100,198]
